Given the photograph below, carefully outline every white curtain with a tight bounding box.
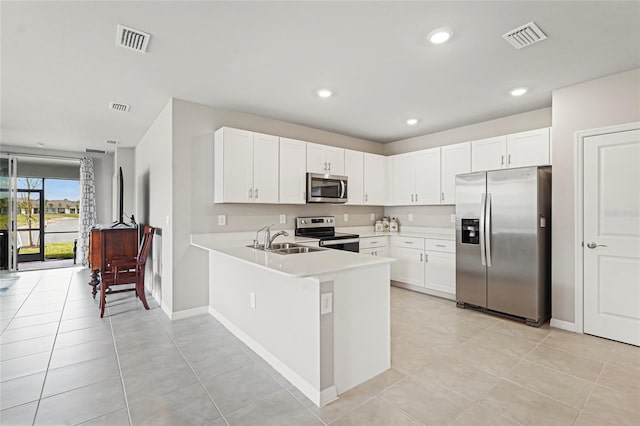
[78,157,97,266]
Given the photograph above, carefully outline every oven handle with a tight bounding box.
[320,238,360,246]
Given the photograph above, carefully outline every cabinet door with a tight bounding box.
[391,155,414,205]
[441,142,471,204]
[307,142,327,174]
[506,128,550,168]
[325,146,345,175]
[217,128,254,203]
[252,133,279,203]
[279,138,307,204]
[471,136,507,172]
[390,246,425,287]
[424,250,456,296]
[360,248,376,256]
[363,153,386,205]
[344,149,364,205]
[376,247,390,257]
[414,148,441,205]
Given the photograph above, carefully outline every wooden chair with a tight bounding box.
[99,226,154,318]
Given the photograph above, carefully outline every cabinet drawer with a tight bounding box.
[392,236,425,250]
[425,239,455,253]
[360,237,388,249]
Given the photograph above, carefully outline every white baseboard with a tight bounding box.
[208,306,331,407]
[161,302,172,320]
[550,318,578,333]
[171,306,209,320]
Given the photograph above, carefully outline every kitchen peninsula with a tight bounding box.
[191,233,394,407]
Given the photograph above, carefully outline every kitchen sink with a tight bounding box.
[246,242,324,254]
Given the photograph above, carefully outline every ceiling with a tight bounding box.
[2,1,639,152]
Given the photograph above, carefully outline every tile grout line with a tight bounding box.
[0,275,42,334]
[30,269,75,426]
[107,302,134,426]
[574,339,616,425]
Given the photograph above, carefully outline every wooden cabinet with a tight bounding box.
[363,153,386,205]
[345,150,364,205]
[472,128,550,172]
[440,142,471,204]
[279,138,307,204]
[391,148,440,205]
[214,127,279,204]
[307,142,345,175]
[506,128,550,168]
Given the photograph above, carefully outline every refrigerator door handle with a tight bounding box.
[485,193,492,267]
[479,193,487,266]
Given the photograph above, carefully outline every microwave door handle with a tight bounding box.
[479,193,487,266]
[485,193,492,267]
[340,180,346,199]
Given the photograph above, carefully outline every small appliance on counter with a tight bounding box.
[390,217,399,232]
[375,220,384,232]
[382,216,390,232]
[295,216,359,252]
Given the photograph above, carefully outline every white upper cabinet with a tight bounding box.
[441,142,471,204]
[363,153,386,205]
[279,138,307,204]
[506,128,550,168]
[414,148,441,205]
[391,148,441,205]
[214,127,279,204]
[471,136,507,172]
[345,149,364,205]
[472,128,551,172]
[306,142,345,175]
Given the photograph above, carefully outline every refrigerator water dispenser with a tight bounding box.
[461,219,480,244]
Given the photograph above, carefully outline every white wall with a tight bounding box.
[134,100,173,312]
[172,99,385,312]
[551,68,640,324]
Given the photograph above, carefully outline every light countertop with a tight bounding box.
[191,233,394,278]
[339,226,455,241]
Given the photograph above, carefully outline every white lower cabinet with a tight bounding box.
[360,236,389,257]
[424,250,456,296]
[390,246,425,287]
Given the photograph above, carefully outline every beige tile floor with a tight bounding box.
[0,268,638,425]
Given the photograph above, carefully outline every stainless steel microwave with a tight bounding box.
[306,173,348,203]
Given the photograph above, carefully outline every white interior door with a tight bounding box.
[584,128,640,346]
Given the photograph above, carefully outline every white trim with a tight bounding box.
[573,121,640,335]
[208,306,336,407]
[161,301,172,319]
[550,318,578,333]
[171,306,209,320]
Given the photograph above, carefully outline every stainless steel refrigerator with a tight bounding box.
[455,166,551,326]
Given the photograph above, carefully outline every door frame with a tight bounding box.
[573,121,640,334]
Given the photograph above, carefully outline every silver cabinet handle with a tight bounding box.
[255,188,258,199]
[436,244,445,247]
[420,253,423,262]
[365,194,368,202]
[441,192,444,201]
[501,155,505,166]
[586,242,607,249]
[415,193,418,202]
[371,241,378,244]
[425,254,428,263]
[405,241,413,244]
[328,162,331,171]
[323,161,327,171]
[508,154,511,165]
[249,188,253,199]
[411,193,414,202]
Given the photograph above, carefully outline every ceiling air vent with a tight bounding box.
[502,21,547,50]
[109,102,130,112]
[116,24,150,53]
[85,148,106,154]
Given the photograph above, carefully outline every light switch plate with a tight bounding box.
[450,214,456,223]
[249,292,256,309]
[370,213,375,221]
[408,213,414,222]
[218,215,226,226]
[321,293,333,315]
[280,214,286,224]
[343,213,349,222]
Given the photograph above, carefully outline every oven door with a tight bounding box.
[319,238,359,252]
[306,173,348,203]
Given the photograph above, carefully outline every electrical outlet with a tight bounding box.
[343,213,349,222]
[370,213,375,221]
[321,293,333,315]
[408,213,414,222]
[450,214,456,223]
[280,214,286,224]
[218,215,226,226]
[250,292,256,309]
[165,215,170,225]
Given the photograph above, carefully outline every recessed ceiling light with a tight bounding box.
[406,118,419,126]
[316,89,333,98]
[428,28,453,44]
[510,87,528,97]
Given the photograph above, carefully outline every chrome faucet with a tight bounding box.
[264,226,289,250]
[253,224,273,248]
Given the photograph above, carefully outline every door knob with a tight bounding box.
[586,242,607,249]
